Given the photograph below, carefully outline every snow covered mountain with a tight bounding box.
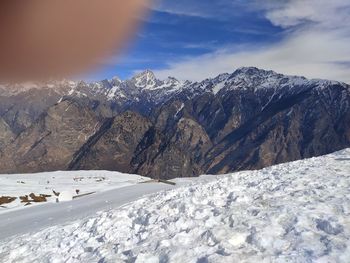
[1,148,349,262]
[1,66,348,125]
[67,69,186,108]
[67,67,349,108]
[0,67,349,178]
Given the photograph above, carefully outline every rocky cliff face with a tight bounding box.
[71,111,152,173]
[0,117,15,150]
[131,101,213,179]
[0,99,100,173]
[0,67,349,178]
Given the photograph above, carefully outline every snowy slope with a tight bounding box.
[0,182,178,240]
[0,170,148,212]
[0,149,349,262]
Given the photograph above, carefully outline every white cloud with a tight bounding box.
[154,0,350,83]
[265,0,350,29]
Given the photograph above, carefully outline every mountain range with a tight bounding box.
[0,67,349,179]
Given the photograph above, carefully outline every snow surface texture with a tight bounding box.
[0,170,148,212]
[0,182,177,240]
[1,149,350,262]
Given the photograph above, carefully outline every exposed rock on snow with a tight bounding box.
[0,149,349,262]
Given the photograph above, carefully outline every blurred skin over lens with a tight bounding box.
[0,0,148,82]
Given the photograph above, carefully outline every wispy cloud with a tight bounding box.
[154,0,350,83]
[151,0,251,19]
[151,0,211,18]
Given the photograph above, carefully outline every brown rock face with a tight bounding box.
[71,111,152,173]
[133,117,212,179]
[203,84,350,174]
[0,117,15,150]
[0,99,99,173]
[0,82,72,134]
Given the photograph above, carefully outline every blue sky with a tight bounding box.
[86,0,350,83]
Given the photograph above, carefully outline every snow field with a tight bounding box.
[0,149,349,262]
[0,170,148,212]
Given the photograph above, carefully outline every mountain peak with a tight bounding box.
[132,70,157,88]
[233,66,275,76]
[134,69,156,80]
[110,76,122,84]
[165,76,180,85]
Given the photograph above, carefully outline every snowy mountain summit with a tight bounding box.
[119,67,345,95]
[132,69,159,88]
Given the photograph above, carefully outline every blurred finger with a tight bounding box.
[0,0,149,82]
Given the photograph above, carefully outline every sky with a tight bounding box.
[86,0,350,83]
